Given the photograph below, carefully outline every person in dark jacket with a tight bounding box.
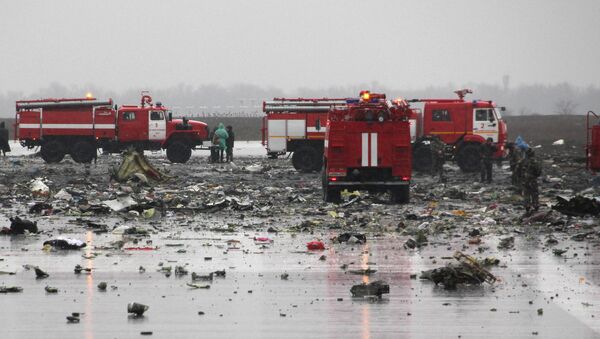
[430,137,446,183]
[0,122,10,156]
[225,125,235,162]
[480,138,497,183]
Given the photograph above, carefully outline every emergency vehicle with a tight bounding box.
[409,89,508,172]
[323,91,412,203]
[263,89,506,173]
[15,93,209,164]
[586,110,600,172]
[262,97,347,172]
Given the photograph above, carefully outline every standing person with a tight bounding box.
[430,137,446,183]
[480,137,497,183]
[522,148,542,213]
[507,142,522,188]
[0,122,10,157]
[209,126,219,163]
[225,125,235,162]
[214,123,229,163]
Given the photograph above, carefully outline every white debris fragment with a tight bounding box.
[103,196,137,211]
[30,178,49,197]
[552,139,565,146]
[54,189,72,201]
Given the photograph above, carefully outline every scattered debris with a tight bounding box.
[113,150,169,183]
[420,251,496,290]
[187,283,211,289]
[34,267,49,279]
[306,241,325,250]
[0,286,23,293]
[332,233,366,244]
[553,196,600,216]
[0,217,38,235]
[127,302,149,316]
[45,286,58,293]
[97,282,108,291]
[498,237,515,250]
[350,281,390,298]
[43,238,86,250]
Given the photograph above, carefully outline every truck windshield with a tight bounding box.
[150,111,164,120]
[493,108,503,120]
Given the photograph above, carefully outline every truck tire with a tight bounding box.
[413,143,433,172]
[167,141,192,163]
[456,143,481,172]
[71,140,96,163]
[40,140,65,163]
[292,146,318,172]
[390,185,410,204]
[322,170,341,203]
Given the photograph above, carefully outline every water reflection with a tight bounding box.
[85,231,94,339]
[361,243,370,339]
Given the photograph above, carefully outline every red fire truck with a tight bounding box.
[323,91,412,203]
[409,89,508,172]
[586,111,600,172]
[15,94,209,164]
[263,89,506,173]
[262,97,347,172]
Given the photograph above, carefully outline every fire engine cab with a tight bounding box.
[410,89,508,172]
[323,91,412,203]
[587,111,600,172]
[16,94,209,164]
[262,97,347,172]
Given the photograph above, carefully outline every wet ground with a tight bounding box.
[1,142,599,338]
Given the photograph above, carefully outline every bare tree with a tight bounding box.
[554,99,578,115]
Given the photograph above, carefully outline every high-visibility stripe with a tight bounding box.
[19,123,115,129]
[361,133,369,166]
[370,133,378,166]
[306,127,326,133]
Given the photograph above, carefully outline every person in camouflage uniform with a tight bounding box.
[521,148,542,213]
[480,138,497,183]
[506,142,523,188]
[430,137,446,183]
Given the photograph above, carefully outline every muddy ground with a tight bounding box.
[0,143,599,338]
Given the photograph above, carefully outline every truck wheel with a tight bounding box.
[390,185,410,204]
[292,146,318,172]
[40,140,65,163]
[456,143,481,172]
[167,141,192,163]
[71,140,96,163]
[413,144,433,172]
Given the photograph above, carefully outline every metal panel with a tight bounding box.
[267,120,286,152]
[287,120,305,138]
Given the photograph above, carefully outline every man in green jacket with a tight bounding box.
[214,123,229,163]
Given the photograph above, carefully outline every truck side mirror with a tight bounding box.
[316,119,321,131]
[168,112,172,121]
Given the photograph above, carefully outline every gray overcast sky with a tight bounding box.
[1,0,599,93]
